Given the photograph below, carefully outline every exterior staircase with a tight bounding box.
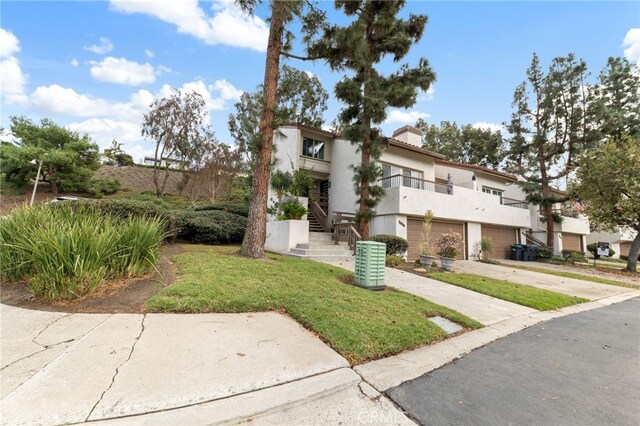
[307,210,325,232]
[285,232,355,262]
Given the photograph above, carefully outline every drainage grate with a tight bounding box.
[428,316,463,335]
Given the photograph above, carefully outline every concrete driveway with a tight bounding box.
[0,304,409,425]
[454,260,637,300]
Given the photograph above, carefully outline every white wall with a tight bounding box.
[376,185,531,229]
[328,138,360,221]
[265,220,309,253]
[467,222,482,259]
[370,214,408,240]
[381,146,436,181]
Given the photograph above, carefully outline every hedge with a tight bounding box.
[369,234,408,256]
[192,202,249,217]
[174,210,247,245]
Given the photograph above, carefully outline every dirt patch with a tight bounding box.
[0,243,184,313]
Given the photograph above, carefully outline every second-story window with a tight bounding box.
[302,137,325,160]
[482,187,503,197]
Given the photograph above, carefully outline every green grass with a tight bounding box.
[147,245,483,364]
[506,265,635,289]
[428,272,588,311]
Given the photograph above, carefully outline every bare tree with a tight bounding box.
[184,142,244,204]
[141,89,213,197]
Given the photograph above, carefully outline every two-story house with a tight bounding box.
[587,228,638,259]
[267,123,589,260]
[504,184,590,255]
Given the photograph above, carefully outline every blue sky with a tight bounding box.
[1,1,638,162]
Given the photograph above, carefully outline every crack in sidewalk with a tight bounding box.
[85,313,146,422]
[31,313,73,348]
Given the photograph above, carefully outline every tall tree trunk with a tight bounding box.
[626,217,640,273]
[357,16,374,240]
[240,0,286,258]
[50,177,58,196]
[539,152,555,251]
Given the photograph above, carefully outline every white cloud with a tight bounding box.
[472,121,505,133]
[30,84,113,116]
[109,0,268,51]
[211,79,243,102]
[0,28,28,105]
[418,85,435,101]
[70,58,79,67]
[84,37,114,54]
[622,28,640,66]
[385,110,430,124]
[0,28,20,58]
[89,56,167,86]
[144,49,154,58]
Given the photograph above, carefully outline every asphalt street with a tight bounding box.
[388,297,640,426]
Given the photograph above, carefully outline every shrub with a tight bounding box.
[436,232,463,258]
[536,245,554,260]
[586,242,616,259]
[85,199,171,224]
[385,255,404,267]
[479,236,494,261]
[561,250,587,263]
[279,197,307,220]
[370,234,408,256]
[89,178,121,197]
[192,202,249,217]
[0,204,165,299]
[174,210,247,245]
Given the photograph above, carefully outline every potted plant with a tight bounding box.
[279,196,308,220]
[418,210,438,267]
[437,231,463,270]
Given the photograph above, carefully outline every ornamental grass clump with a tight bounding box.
[0,203,165,299]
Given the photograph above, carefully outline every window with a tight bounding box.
[402,168,423,189]
[302,137,325,160]
[482,187,503,197]
[381,164,392,188]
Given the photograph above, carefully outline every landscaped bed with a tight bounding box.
[426,272,589,311]
[146,245,483,364]
[504,264,638,289]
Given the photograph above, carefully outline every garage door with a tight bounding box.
[407,219,465,261]
[481,226,518,259]
[562,233,583,252]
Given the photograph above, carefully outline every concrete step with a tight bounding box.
[289,248,355,256]
[296,242,349,249]
[284,253,355,262]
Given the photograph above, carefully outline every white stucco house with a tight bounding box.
[586,227,638,259]
[265,123,589,260]
[503,184,591,256]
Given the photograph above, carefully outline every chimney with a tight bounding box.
[392,125,423,147]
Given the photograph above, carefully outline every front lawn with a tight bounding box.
[507,265,635,289]
[147,245,482,364]
[428,272,588,311]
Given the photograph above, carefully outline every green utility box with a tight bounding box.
[354,241,386,290]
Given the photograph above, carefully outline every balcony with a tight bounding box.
[376,175,531,227]
[379,174,452,194]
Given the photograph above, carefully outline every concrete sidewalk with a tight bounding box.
[329,260,536,325]
[454,260,636,300]
[0,304,409,425]
[384,267,536,325]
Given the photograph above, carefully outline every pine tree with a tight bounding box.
[236,0,325,258]
[309,0,435,239]
[591,57,640,143]
[506,53,596,252]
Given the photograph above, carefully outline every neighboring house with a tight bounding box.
[143,156,187,169]
[269,123,539,260]
[504,184,590,255]
[587,227,638,259]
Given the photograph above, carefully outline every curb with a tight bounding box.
[354,290,640,392]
